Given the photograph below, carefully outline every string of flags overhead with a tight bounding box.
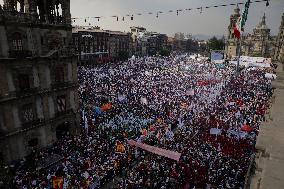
[72,0,270,24]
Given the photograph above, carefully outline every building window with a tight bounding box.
[41,36,44,45]
[18,74,30,90]
[54,66,65,83]
[56,95,66,113]
[74,37,78,50]
[12,33,23,51]
[22,104,34,123]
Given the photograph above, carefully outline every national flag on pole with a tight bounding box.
[234,0,251,39]
[233,17,242,39]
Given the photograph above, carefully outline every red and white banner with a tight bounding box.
[127,140,181,161]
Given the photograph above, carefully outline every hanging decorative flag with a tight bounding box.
[116,141,126,153]
[141,128,148,136]
[101,103,112,112]
[52,176,64,189]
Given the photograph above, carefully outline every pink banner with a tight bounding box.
[127,140,181,161]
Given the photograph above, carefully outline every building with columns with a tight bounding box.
[274,13,284,63]
[225,6,276,59]
[0,0,80,163]
[72,26,132,65]
[242,14,276,58]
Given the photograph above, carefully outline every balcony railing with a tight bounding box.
[16,87,39,98]
[9,50,32,59]
[21,119,44,130]
[0,10,71,25]
[54,109,74,118]
[51,81,73,90]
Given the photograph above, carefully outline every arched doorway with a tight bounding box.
[28,138,39,147]
[56,122,70,139]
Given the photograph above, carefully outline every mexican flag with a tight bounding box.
[233,17,242,39]
[234,0,251,39]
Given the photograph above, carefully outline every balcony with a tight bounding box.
[9,50,32,59]
[0,10,70,26]
[54,109,74,118]
[21,119,44,130]
[51,81,74,91]
[0,91,16,102]
[16,87,39,98]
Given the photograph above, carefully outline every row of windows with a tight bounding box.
[10,32,67,52]
[12,33,23,51]
[20,95,67,124]
[0,95,68,131]
[17,66,66,91]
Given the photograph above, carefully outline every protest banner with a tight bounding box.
[127,140,181,161]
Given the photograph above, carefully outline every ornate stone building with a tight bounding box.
[274,13,284,63]
[0,0,80,163]
[242,14,276,58]
[225,7,275,58]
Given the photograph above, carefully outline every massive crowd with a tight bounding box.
[7,53,274,189]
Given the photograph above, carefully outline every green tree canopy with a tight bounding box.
[208,36,225,51]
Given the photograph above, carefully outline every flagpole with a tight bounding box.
[236,36,242,73]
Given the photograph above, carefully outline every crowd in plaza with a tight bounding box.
[7,53,274,189]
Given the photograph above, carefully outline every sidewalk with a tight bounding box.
[250,63,284,189]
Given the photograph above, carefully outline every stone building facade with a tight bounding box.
[0,0,80,163]
[72,26,131,65]
[274,13,284,63]
[242,14,276,58]
[225,7,275,59]
[130,26,168,56]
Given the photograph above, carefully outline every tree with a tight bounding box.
[186,39,199,53]
[118,51,129,61]
[208,36,225,50]
[159,48,171,56]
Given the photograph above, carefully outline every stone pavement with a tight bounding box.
[250,63,284,189]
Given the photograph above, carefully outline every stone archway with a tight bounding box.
[28,138,39,147]
[55,121,70,139]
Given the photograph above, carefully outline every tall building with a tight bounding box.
[130,26,148,56]
[72,26,131,65]
[274,13,284,63]
[242,14,276,58]
[225,7,275,58]
[130,26,168,56]
[0,0,79,163]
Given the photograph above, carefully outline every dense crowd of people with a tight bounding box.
[7,53,274,189]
